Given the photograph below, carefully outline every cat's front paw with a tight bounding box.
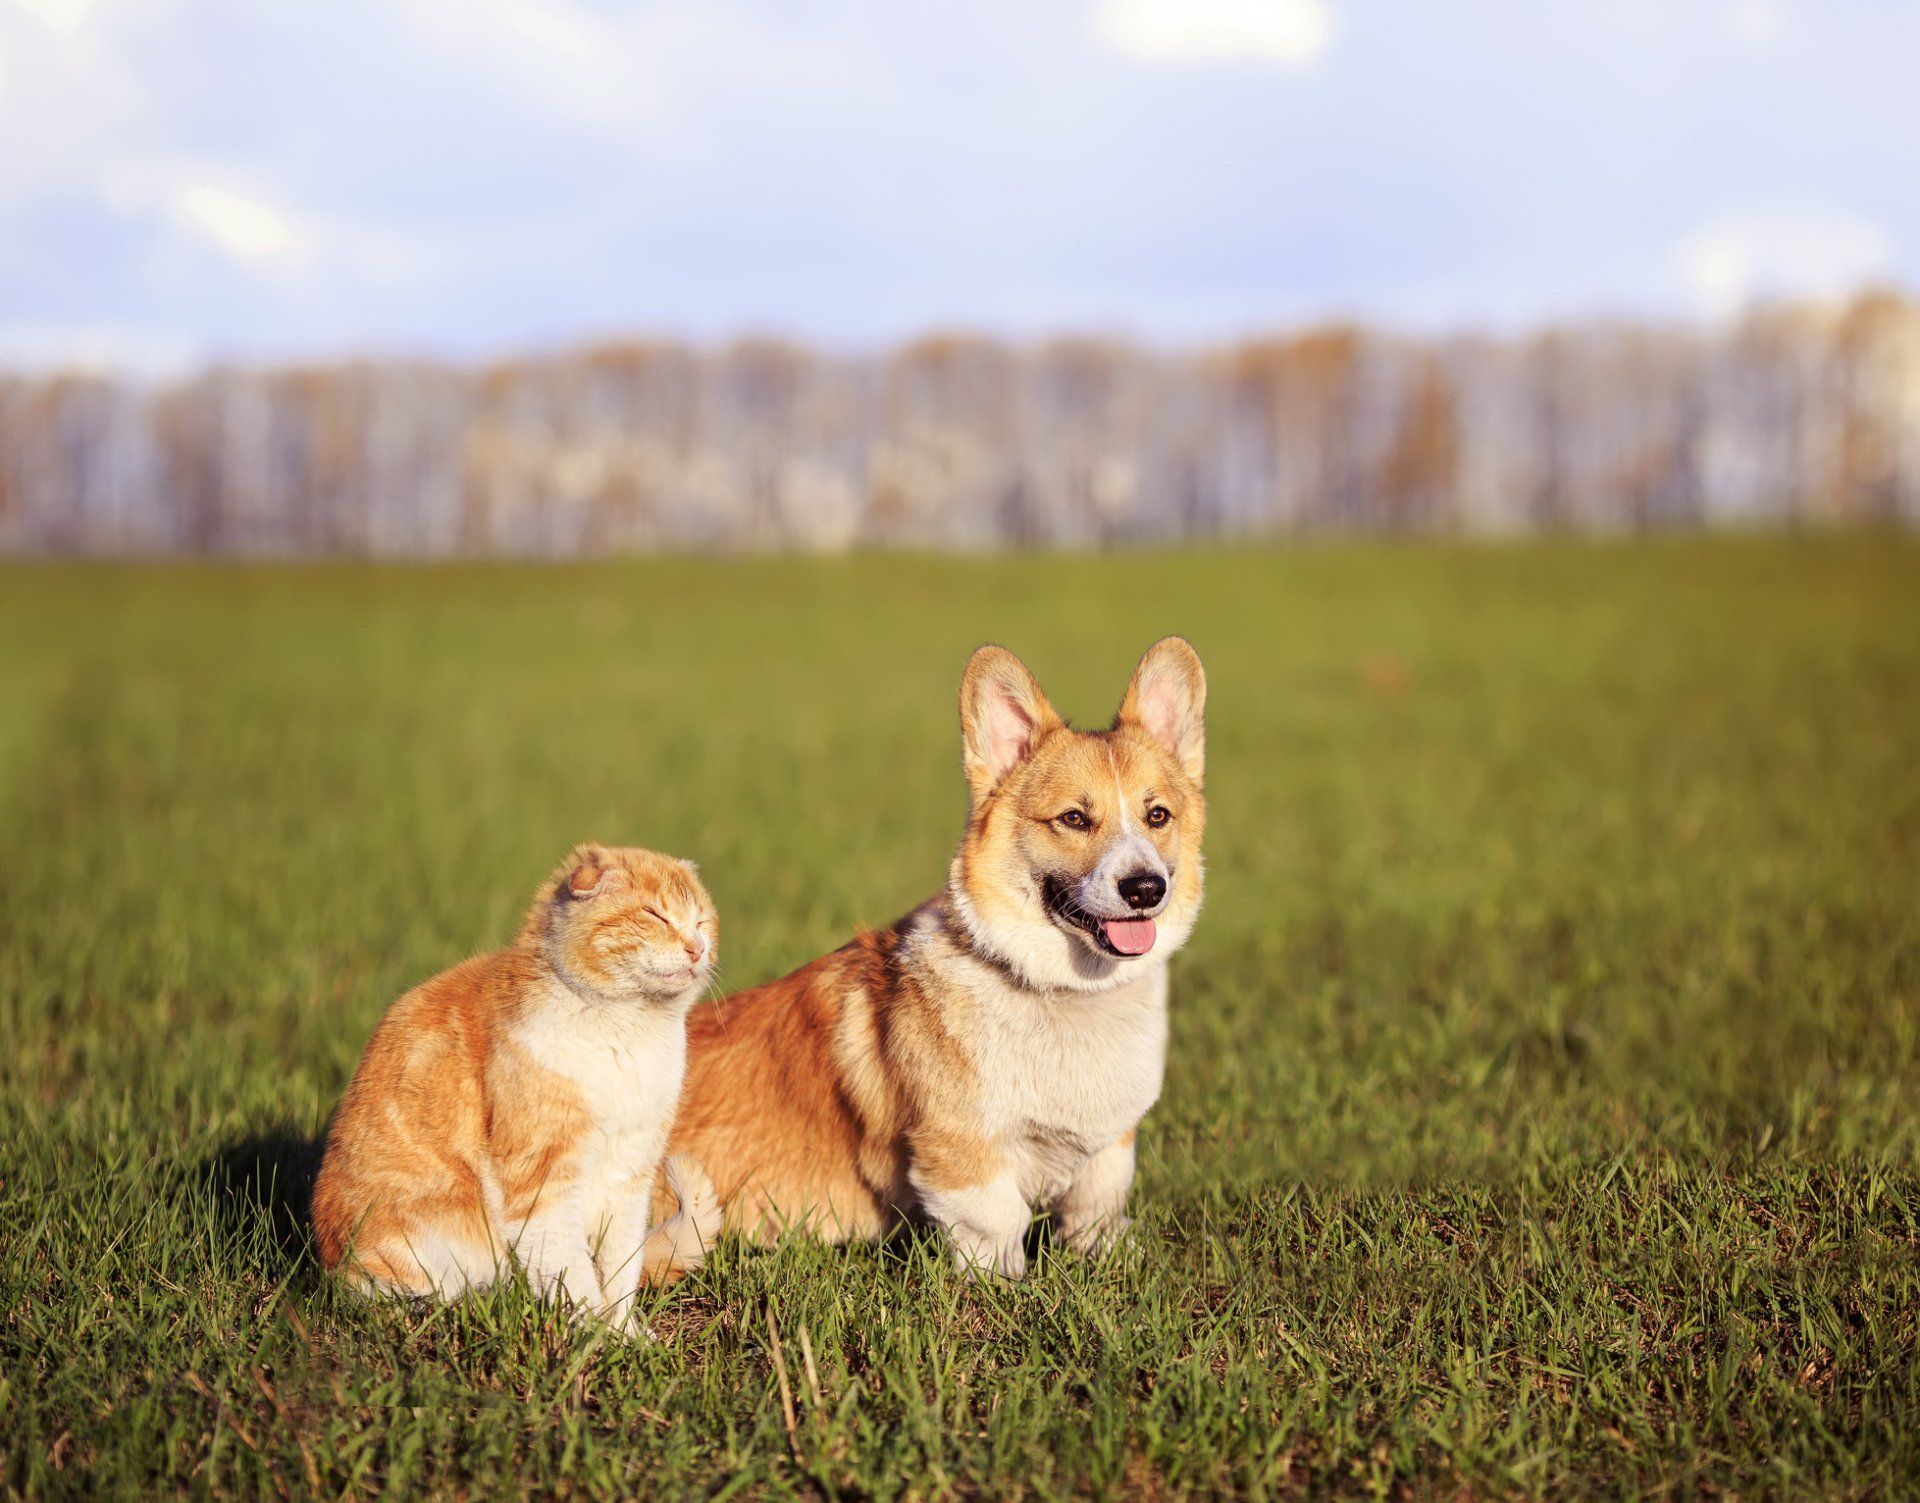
[609,1306,657,1343]
[594,1287,654,1340]
[530,1265,609,1330]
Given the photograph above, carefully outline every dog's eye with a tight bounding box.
[1145,805,1172,828]
[1056,810,1091,831]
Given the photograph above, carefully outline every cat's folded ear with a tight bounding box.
[561,844,612,900]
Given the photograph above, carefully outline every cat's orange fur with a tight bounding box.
[312,844,722,1330]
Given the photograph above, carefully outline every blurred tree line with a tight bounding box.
[3,292,1916,555]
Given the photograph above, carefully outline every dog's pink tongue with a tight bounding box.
[1102,917,1157,956]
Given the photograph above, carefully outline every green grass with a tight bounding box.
[2,539,1917,1500]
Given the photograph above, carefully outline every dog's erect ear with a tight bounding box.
[1117,637,1206,785]
[959,645,1063,806]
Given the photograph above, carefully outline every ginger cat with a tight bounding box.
[312,844,721,1331]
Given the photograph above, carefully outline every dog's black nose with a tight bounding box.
[1117,872,1166,911]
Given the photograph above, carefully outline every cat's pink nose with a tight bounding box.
[684,940,705,963]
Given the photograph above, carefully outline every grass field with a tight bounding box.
[2,539,1918,1500]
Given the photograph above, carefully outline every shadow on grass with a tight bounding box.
[204,1127,326,1275]
[860,1213,1069,1277]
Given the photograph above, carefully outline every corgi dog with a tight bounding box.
[658,638,1206,1278]
[312,844,722,1330]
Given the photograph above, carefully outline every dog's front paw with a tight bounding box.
[952,1236,1027,1282]
[1061,1213,1134,1260]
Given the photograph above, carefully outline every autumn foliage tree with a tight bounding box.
[2,294,1916,556]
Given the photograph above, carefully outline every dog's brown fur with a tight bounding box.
[657,638,1207,1276]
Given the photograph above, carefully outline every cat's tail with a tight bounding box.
[642,1154,723,1286]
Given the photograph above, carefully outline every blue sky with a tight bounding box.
[0,0,1913,368]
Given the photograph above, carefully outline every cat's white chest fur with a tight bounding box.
[513,983,689,1142]
[496,978,691,1321]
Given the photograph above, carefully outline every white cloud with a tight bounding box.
[171,182,308,266]
[388,0,655,129]
[1725,0,1785,48]
[148,165,446,287]
[0,0,134,196]
[8,0,101,36]
[1094,0,1333,66]
[1678,208,1894,319]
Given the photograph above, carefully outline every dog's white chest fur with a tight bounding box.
[966,959,1168,1202]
